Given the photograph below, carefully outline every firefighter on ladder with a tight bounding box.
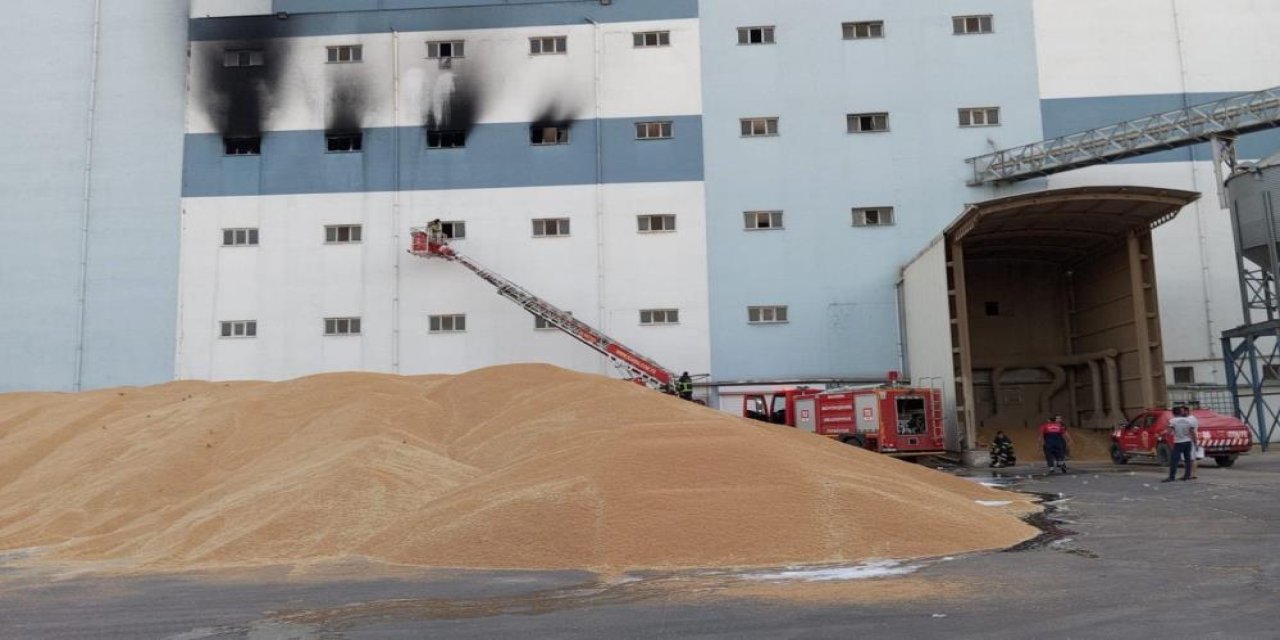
[677,372,694,401]
[428,218,444,244]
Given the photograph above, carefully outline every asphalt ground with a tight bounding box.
[2,451,1278,639]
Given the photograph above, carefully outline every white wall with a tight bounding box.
[1034,0,1280,99]
[900,238,960,449]
[177,183,711,381]
[186,18,702,134]
[190,0,271,19]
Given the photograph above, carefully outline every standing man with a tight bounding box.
[1164,406,1199,482]
[1038,415,1073,474]
[676,372,694,401]
[428,218,444,244]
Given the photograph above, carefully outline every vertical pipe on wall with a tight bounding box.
[73,0,104,391]
[391,29,402,373]
[585,17,607,373]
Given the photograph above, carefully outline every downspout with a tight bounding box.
[585,17,606,374]
[391,29,402,373]
[73,0,104,391]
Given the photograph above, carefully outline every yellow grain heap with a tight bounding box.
[0,364,1038,572]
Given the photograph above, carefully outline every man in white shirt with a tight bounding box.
[1163,406,1199,482]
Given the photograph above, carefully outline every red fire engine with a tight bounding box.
[743,377,946,457]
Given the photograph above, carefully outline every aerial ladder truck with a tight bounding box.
[408,227,681,394]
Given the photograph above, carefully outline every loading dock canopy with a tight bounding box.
[949,186,1201,264]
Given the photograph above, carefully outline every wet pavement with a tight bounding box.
[2,454,1278,639]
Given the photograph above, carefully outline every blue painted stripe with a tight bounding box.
[191,0,698,41]
[182,116,703,197]
[1041,92,1280,163]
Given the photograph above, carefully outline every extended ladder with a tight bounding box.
[408,230,676,391]
[967,85,1280,185]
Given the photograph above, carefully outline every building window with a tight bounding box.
[222,228,259,247]
[326,45,362,63]
[640,309,679,325]
[440,221,465,240]
[325,224,362,244]
[429,314,466,333]
[635,121,673,140]
[223,137,261,156]
[326,132,363,152]
[324,317,362,336]
[426,129,466,149]
[748,306,788,324]
[953,15,994,34]
[535,312,570,330]
[633,31,671,48]
[740,117,779,137]
[1173,366,1196,384]
[532,218,570,237]
[530,36,567,55]
[744,210,784,230]
[637,214,676,233]
[852,207,895,226]
[842,21,884,39]
[847,112,890,133]
[531,124,570,145]
[959,107,1001,127]
[426,40,465,59]
[220,320,258,338]
[737,26,775,45]
[223,49,264,67]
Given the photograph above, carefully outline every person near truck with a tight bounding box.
[676,372,693,401]
[989,430,1016,468]
[1164,406,1199,482]
[1038,415,1073,474]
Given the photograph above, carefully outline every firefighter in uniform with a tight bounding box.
[428,218,444,244]
[677,372,694,401]
[1038,415,1073,474]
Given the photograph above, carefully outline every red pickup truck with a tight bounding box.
[1111,408,1253,468]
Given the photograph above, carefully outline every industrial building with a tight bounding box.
[5,1,1280,442]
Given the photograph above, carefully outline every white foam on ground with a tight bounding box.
[976,500,1012,507]
[741,560,922,582]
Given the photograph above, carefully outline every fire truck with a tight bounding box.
[1111,407,1253,468]
[408,227,680,393]
[743,377,947,458]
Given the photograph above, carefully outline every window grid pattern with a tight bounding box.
[531,125,570,145]
[426,40,465,59]
[847,113,890,133]
[441,221,465,240]
[325,225,363,243]
[429,314,467,333]
[326,45,362,63]
[748,306,789,324]
[635,121,673,140]
[220,320,258,338]
[842,21,884,39]
[222,228,259,247]
[959,107,1001,127]
[737,26,775,45]
[325,133,363,152]
[953,15,994,34]
[223,49,264,67]
[324,317,361,336]
[744,211,784,230]
[740,117,779,137]
[637,214,676,233]
[532,218,571,237]
[640,309,680,325]
[530,36,567,55]
[633,31,671,47]
[852,207,896,226]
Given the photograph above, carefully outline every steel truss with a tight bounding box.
[967,86,1280,185]
[1223,321,1280,451]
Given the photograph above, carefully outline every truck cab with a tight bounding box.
[1111,408,1253,468]
[743,388,814,425]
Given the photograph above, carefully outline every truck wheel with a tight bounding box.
[1156,442,1170,466]
[1214,455,1237,468]
[1109,444,1129,465]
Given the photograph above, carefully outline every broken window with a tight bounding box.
[325,132,363,153]
[426,129,466,149]
[531,125,570,145]
[223,137,261,156]
[223,49,264,67]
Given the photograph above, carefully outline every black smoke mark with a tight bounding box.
[326,73,367,134]
[199,40,293,138]
[423,72,486,136]
[531,101,577,134]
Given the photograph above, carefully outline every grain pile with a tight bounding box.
[0,364,1038,573]
[978,423,1115,462]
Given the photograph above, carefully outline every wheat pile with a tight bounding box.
[0,364,1038,573]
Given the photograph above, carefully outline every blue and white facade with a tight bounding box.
[4,1,1280,394]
